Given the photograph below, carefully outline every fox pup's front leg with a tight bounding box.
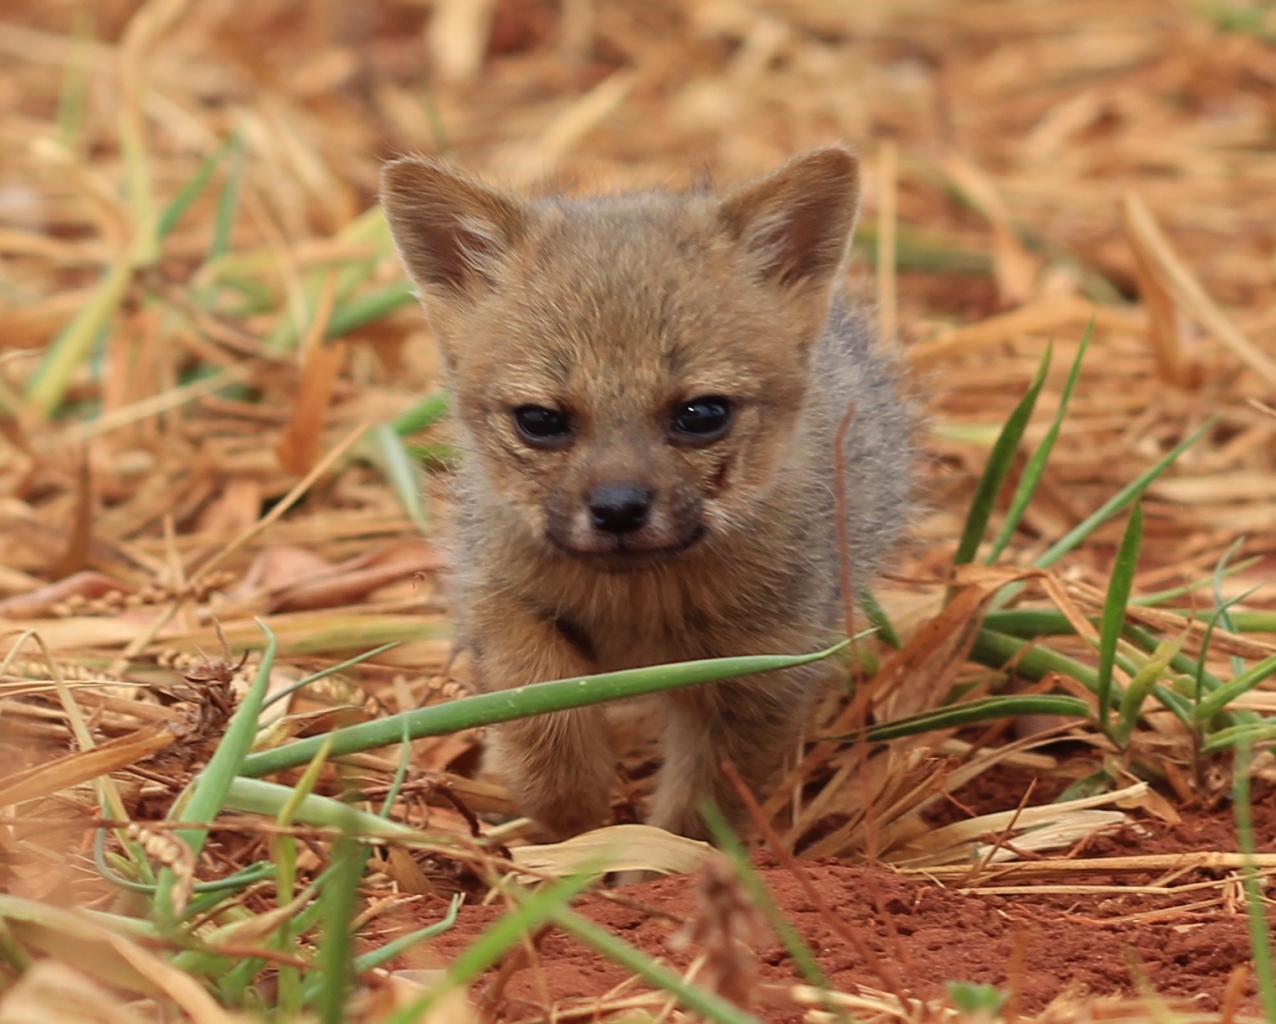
[468,600,614,840]
[650,674,815,840]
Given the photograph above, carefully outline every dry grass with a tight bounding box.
[2,0,1276,1021]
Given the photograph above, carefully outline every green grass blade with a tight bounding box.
[366,423,429,534]
[1193,650,1276,723]
[988,610,1231,699]
[857,586,901,649]
[971,627,1200,725]
[383,873,596,1024]
[1097,502,1142,732]
[831,694,1092,743]
[700,803,848,1024]
[224,778,426,841]
[983,609,1077,636]
[953,341,1051,567]
[1194,585,1262,710]
[1133,554,1260,606]
[207,140,246,265]
[549,906,767,1024]
[56,21,93,151]
[1112,631,1185,747]
[154,623,277,924]
[316,816,362,1024]
[238,642,848,779]
[1231,611,1276,632]
[971,629,1099,691]
[325,280,416,339]
[988,325,1090,563]
[353,893,461,974]
[25,263,130,418]
[1035,416,1217,569]
[1201,723,1276,754]
[158,132,238,241]
[171,619,277,855]
[1121,624,1235,725]
[274,736,332,1016]
[1212,538,1248,677]
[393,391,449,436]
[261,642,400,710]
[381,716,413,818]
[1233,737,1276,1019]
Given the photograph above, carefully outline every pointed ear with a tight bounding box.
[380,158,525,299]
[718,147,861,290]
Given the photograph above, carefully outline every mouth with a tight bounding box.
[549,525,707,572]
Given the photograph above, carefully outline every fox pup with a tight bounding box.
[381,148,910,842]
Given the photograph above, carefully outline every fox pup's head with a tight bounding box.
[382,149,860,572]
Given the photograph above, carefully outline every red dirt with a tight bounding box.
[407,769,1276,1020]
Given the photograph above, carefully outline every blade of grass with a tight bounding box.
[987,325,1090,563]
[325,280,416,339]
[1097,502,1142,733]
[1134,555,1261,606]
[224,778,427,841]
[1036,416,1218,570]
[207,140,246,267]
[700,802,848,1024]
[856,586,901,648]
[971,628,1195,725]
[170,619,277,857]
[829,694,1092,743]
[92,828,274,900]
[316,810,362,1024]
[1112,629,1186,747]
[352,893,461,974]
[25,262,130,417]
[953,341,1052,567]
[1213,538,1249,676]
[1201,723,1276,754]
[393,391,449,436]
[275,734,333,1018]
[55,19,93,151]
[383,873,597,1024]
[1194,586,1262,710]
[238,642,849,778]
[157,131,239,241]
[364,423,429,534]
[1193,650,1276,723]
[548,905,767,1024]
[261,642,401,711]
[1121,624,1244,724]
[1234,736,1276,1019]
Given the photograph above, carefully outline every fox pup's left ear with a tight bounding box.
[719,147,861,291]
[381,157,525,301]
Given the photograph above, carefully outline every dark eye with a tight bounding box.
[672,396,732,441]
[514,405,572,445]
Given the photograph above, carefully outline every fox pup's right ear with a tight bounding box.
[381,158,525,300]
[719,147,860,292]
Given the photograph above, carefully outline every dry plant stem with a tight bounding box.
[46,362,257,449]
[720,760,913,1009]
[958,777,1036,887]
[478,923,551,1022]
[1122,191,1276,391]
[1121,195,1193,387]
[191,420,371,586]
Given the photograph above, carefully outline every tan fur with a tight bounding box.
[382,149,910,841]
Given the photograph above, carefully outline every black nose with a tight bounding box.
[588,483,653,535]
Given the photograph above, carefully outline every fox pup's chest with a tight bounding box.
[545,574,728,670]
